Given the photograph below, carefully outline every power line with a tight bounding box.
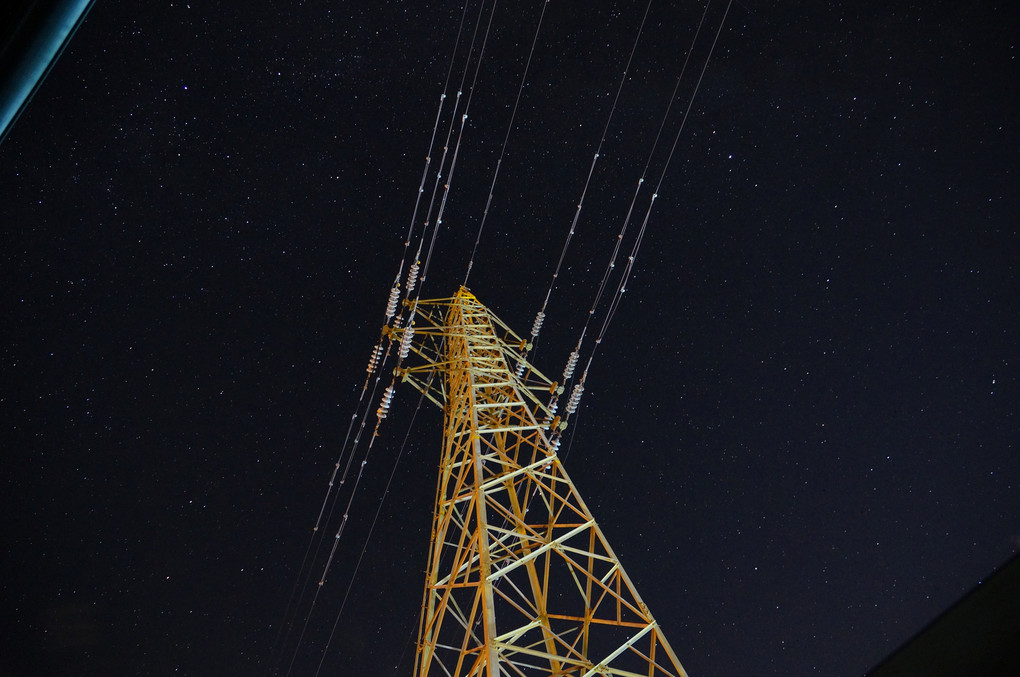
[463,0,551,288]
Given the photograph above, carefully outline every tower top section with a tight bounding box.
[387,288,689,676]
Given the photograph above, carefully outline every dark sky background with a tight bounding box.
[1,1,1016,676]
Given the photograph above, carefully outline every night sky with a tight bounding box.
[1,1,1016,676]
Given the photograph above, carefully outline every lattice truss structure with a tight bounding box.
[388,288,688,677]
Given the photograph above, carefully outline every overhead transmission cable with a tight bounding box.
[278,4,504,674]
[316,0,496,573]
[266,3,477,675]
[281,308,422,677]
[388,0,471,301]
[565,0,734,424]
[463,0,551,287]
[415,0,500,302]
[597,0,734,348]
[587,1,711,328]
[555,0,712,409]
[281,391,393,677]
[275,0,732,671]
[278,321,407,677]
[527,0,654,351]
[312,377,434,676]
[311,0,500,611]
[266,312,396,677]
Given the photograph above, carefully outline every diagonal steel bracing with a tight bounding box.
[393,288,689,677]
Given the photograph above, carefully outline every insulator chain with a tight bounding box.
[530,311,545,338]
[406,261,420,294]
[549,436,561,455]
[562,350,579,381]
[515,360,526,379]
[385,284,400,319]
[366,343,383,374]
[565,382,584,415]
[543,399,558,425]
[399,326,415,360]
[376,384,395,420]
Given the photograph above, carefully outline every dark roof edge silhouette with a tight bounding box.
[866,551,1020,677]
[0,0,95,146]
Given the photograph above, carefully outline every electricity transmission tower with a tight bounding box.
[390,287,688,677]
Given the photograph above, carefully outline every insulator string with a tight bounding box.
[273,1,733,672]
[266,3,481,664]
[266,32,486,669]
[562,349,579,382]
[385,284,400,320]
[530,311,545,339]
[406,260,420,294]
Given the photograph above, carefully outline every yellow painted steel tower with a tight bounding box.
[389,287,688,677]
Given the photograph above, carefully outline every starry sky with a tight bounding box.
[1,1,1016,676]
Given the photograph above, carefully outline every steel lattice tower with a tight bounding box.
[390,287,688,677]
